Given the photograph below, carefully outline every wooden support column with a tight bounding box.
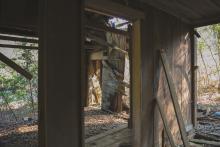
[132,20,142,147]
[191,29,198,127]
[39,0,82,147]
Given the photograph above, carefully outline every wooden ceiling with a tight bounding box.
[0,0,220,31]
[141,0,220,27]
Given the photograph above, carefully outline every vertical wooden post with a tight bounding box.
[128,24,133,129]
[132,20,142,147]
[39,0,82,146]
[191,29,197,127]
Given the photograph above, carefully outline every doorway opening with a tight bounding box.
[195,24,220,141]
[83,10,132,146]
[0,33,38,147]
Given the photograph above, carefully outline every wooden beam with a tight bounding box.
[0,25,37,37]
[0,44,38,50]
[85,24,130,37]
[0,35,38,43]
[155,97,176,147]
[159,49,190,147]
[39,0,82,146]
[0,52,33,80]
[84,0,145,21]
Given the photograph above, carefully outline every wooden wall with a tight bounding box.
[0,0,38,29]
[0,0,194,146]
[140,4,193,147]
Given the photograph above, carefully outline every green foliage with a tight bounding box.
[212,24,220,49]
[0,46,38,105]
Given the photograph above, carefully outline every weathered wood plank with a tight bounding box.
[155,96,176,147]
[0,52,32,80]
[159,49,190,147]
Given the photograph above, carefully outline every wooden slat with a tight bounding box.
[0,52,33,80]
[155,97,176,147]
[85,0,145,21]
[159,49,190,147]
[0,44,38,50]
[0,35,38,43]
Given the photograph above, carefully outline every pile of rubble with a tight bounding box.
[195,105,220,142]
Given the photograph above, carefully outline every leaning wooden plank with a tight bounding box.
[190,139,220,146]
[0,52,32,80]
[156,96,176,147]
[159,49,190,147]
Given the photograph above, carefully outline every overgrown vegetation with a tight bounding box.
[197,24,220,103]
[0,48,38,114]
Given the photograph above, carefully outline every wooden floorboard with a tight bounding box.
[85,127,131,147]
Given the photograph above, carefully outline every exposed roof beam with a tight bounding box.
[85,0,145,21]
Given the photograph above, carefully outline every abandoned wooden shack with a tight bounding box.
[0,0,220,146]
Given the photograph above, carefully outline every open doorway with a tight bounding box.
[83,10,132,146]
[195,24,220,142]
[0,33,38,147]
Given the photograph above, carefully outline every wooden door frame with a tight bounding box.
[83,0,144,146]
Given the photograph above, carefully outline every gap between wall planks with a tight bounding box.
[159,49,190,147]
[0,52,33,80]
[155,96,176,147]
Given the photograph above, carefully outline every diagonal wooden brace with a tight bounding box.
[0,52,33,80]
[159,49,190,147]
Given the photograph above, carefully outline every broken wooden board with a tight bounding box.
[159,49,190,147]
[0,52,32,80]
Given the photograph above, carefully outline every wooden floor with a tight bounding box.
[85,125,131,147]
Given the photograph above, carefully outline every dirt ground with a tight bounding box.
[84,106,129,139]
[0,105,128,146]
